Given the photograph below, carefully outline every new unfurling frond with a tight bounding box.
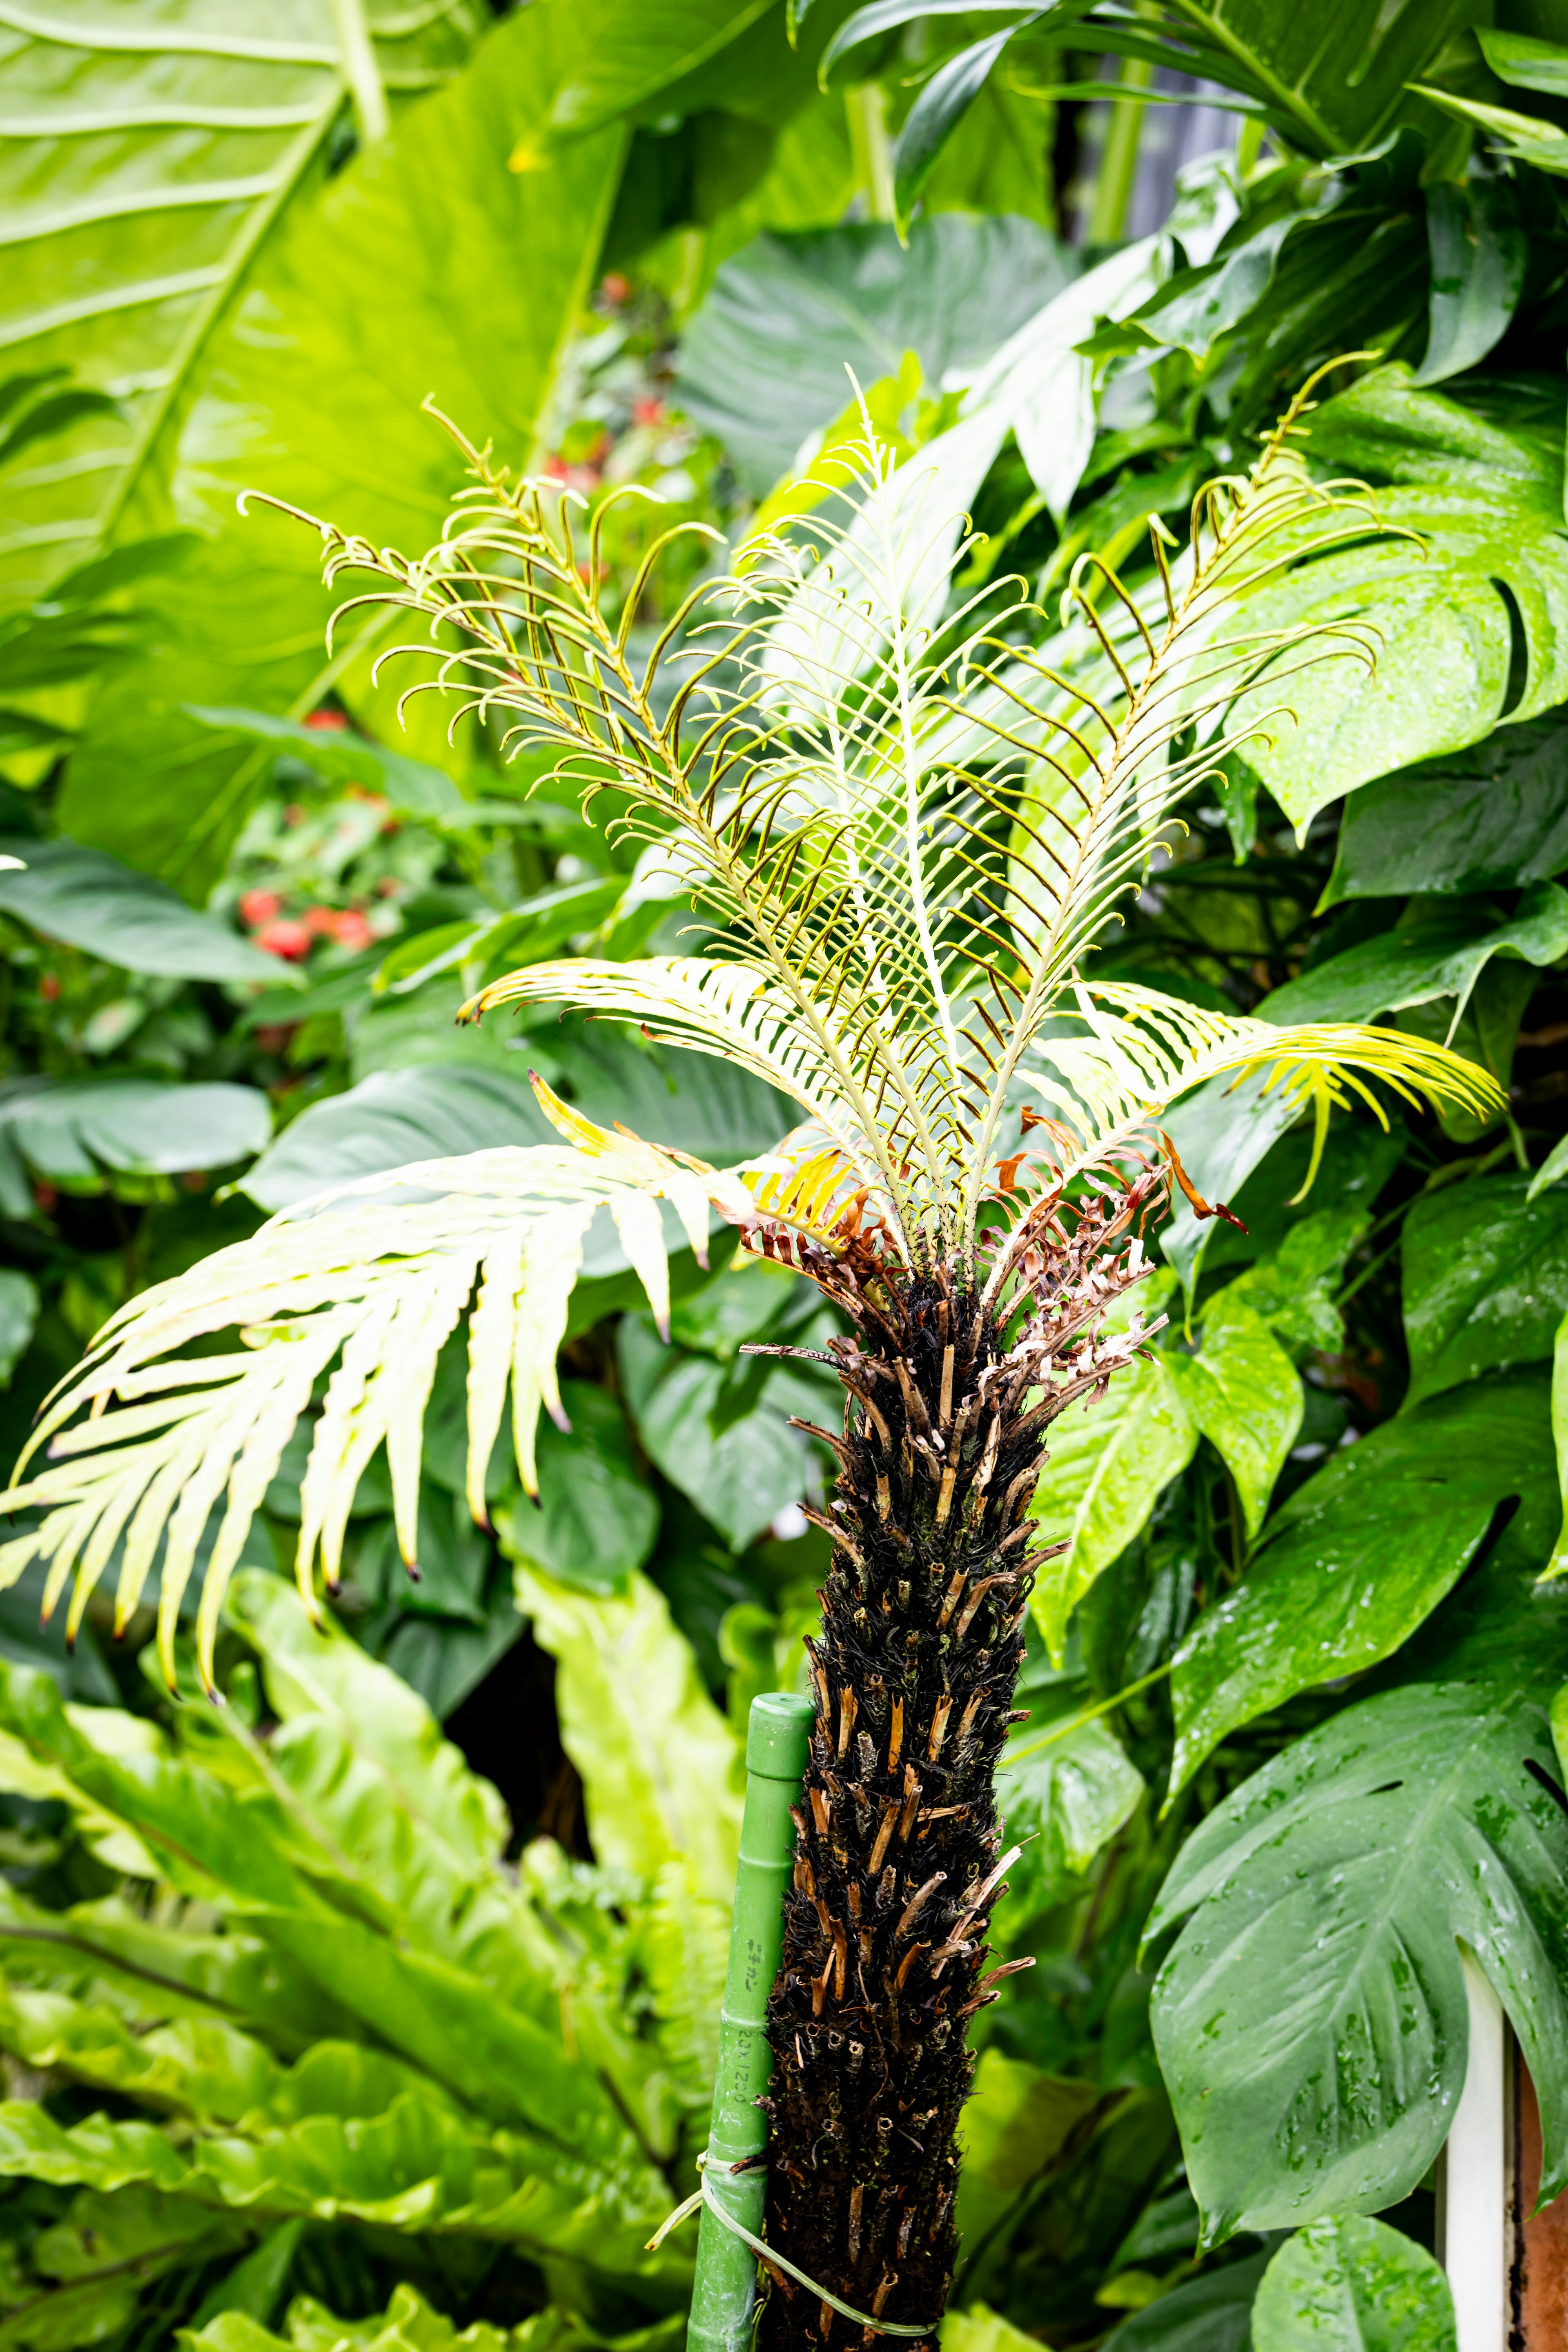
[258,369,1434,1262]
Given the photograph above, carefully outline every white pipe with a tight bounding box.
[1440,1949,1507,2352]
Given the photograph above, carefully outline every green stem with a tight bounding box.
[689,1691,814,2352]
[1086,45,1152,243]
[845,84,896,224]
[1001,1662,1173,1768]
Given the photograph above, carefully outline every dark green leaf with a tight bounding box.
[1403,1176,1568,1406]
[1229,371,1568,826]
[0,838,287,983]
[1322,714,1568,904]
[1150,1541,1568,2240]
[891,26,1030,221]
[1261,883,1568,1025]
[1251,2215,1457,2352]
[0,1077,271,1192]
[1169,1374,1556,1791]
[618,1314,832,1549]
[1100,2256,1267,2352]
[497,1385,659,1594]
[1412,179,1526,388]
[0,1270,38,1387]
[676,214,1076,492]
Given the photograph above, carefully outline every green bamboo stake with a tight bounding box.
[688,1689,815,2352]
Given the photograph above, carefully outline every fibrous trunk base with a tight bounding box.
[755,1202,1153,2352]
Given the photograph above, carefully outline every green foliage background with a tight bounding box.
[2,2,1568,2346]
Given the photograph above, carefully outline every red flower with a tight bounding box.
[254,917,313,961]
[38,972,58,1002]
[305,709,348,731]
[238,888,283,929]
[601,274,630,306]
[633,397,666,428]
[330,909,375,951]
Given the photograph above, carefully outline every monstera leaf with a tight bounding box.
[1149,1542,1568,2242]
[1226,370,1568,827]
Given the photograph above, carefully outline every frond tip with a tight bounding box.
[0,1130,757,1698]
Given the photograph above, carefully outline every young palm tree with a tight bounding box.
[3,374,1495,2349]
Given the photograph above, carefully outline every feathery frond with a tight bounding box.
[14,366,1504,1686]
[1,1094,757,1692]
[255,366,1437,1262]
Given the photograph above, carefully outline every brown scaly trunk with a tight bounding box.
[751,1185,1160,2352]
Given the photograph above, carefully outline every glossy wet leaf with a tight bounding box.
[995,1708,1145,1920]
[496,1384,659,1594]
[1169,1374,1555,1790]
[1412,179,1526,387]
[1228,370,1568,826]
[1251,2214,1457,2351]
[1028,1354,1198,1658]
[0,838,286,982]
[1402,1176,1568,1406]
[1151,1543,1568,2241]
[1321,713,1568,903]
[1166,1304,1302,1537]
[1263,884,1568,1026]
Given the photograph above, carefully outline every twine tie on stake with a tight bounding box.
[649,2154,938,2340]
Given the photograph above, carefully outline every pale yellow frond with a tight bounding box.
[1018,981,1504,1198]
[1,1138,765,1695]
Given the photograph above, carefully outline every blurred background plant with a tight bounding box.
[1,1,1567,2346]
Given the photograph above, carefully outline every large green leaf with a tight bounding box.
[0,837,287,983]
[1250,2216,1457,2352]
[55,9,626,895]
[1149,1542,1568,2241]
[1263,884,1568,1027]
[0,1076,271,1209]
[0,0,481,604]
[1227,370,1568,828]
[497,1384,659,1595]
[510,1566,740,1904]
[1321,712,1568,904]
[543,0,776,137]
[617,1314,833,1549]
[994,1706,1144,1922]
[1138,2,1482,160]
[1027,1351,1198,1658]
[675,214,1076,492]
[1403,1177,1568,1407]
[1169,1374,1555,1791]
[1165,1303,1303,1539]
[1100,2256,1267,2352]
